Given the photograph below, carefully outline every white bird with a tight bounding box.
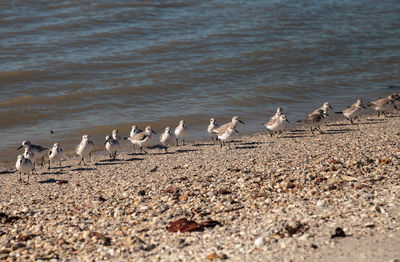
[160,127,176,152]
[263,114,290,137]
[76,135,94,165]
[207,118,220,143]
[17,140,47,167]
[212,116,245,137]
[335,99,366,124]
[104,135,119,160]
[217,125,239,148]
[130,125,143,138]
[127,126,155,154]
[16,154,34,182]
[48,143,64,170]
[174,120,188,146]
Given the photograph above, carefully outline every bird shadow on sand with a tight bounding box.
[70,167,96,172]
[125,157,144,162]
[235,145,258,150]
[0,170,15,175]
[38,178,62,184]
[322,129,353,135]
[41,171,65,175]
[192,142,214,147]
[325,123,352,127]
[239,141,263,146]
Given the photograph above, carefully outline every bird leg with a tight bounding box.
[48,160,51,170]
[310,127,315,135]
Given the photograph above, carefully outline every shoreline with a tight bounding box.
[2,105,397,169]
[0,112,399,261]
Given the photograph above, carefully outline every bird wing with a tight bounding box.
[32,144,48,152]
[212,122,230,134]
[129,131,147,141]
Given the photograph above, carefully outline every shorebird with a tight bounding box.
[212,116,245,136]
[112,129,121,141]
[335,99,366,124]
[217,125,239,147]
[309,102,333,116]
[104,135,119,160]
[130,125,142,138]
[48,143,64,170]
[76,135,94,165]
[17,140,47,167]
[127,126,155,154]
[16,155,34,182]
[263,114,290,137]
[174,120,187,146]
[368,94,399,117]
[298,110,327,134]
[207,118,220,143]
[160,127,176,152]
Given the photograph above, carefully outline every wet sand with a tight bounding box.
[0,112,399,261]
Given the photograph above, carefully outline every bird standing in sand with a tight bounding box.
[175,120,188,146]
[335,99,366,124]
[104,135,119,160]
[127,126,155,154]
[368,95,399,117]
[76,135,94,165]
[263,114,290,137]
[48,143,64,169]
[16,155,34,183]
[207,118,220,143]
[298,110,327,134]
[17,140,47,168]
[160,127,176,152]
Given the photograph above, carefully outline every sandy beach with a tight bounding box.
[1,112,400,261]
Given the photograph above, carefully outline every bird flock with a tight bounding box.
[14,93,400,183]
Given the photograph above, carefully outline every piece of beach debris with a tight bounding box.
[0,213,20,224]
[339,174,358,182]
[89,232,111,245]
[206,252,219,260]
[331,227,346,238]
[56,180,68,185]
[166,218,222,233]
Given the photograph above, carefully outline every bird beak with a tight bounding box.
[17,145,23,150]
[104,141,107,145]
[362,105,367,109]
[239,120,245,124]
[329,105,333,109]
[235,129,240,133]
[152,130,156,134]
[286,119,290,123]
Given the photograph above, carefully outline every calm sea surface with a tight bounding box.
[1,0,399,161]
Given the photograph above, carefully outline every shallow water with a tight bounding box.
[1,0,399,161]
